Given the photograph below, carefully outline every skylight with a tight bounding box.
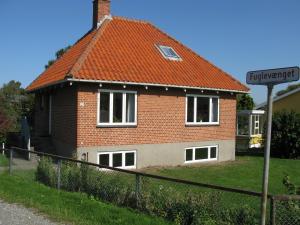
[157,45,181,61]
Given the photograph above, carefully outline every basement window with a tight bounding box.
[98,151,136,169]
[157,45,181,61]
[185,146,218,163]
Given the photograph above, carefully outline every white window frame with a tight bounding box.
[251,114,262,136]
[97,89,137,127]
[184,145,218,163]
[185,94,220,125]
[97,150,137,169]
[156,45,182,61]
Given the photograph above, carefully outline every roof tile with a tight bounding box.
[27,17,248,92]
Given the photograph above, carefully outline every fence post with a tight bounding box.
[9,148,13,175]
[1,143,4,155]
[57,159,62,190]
[135,174,141,208]
[270,196,276,225]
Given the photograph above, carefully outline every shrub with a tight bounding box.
[275,175,300,225]
[35,160,257,225]
[35,157,56,187]
[271,111,300,158]
[61,161,81,192]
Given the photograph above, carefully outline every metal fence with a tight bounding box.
[1,147,299,225]
[271,195,300,225]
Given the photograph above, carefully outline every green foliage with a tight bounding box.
[0,172,169,225]
[271,111,300,158]
[0,109,12,143]
[35,157,57,187]
[282,175,300,195]
[0,80,34,143]
[0,154,9,167]
[276,83,300,96]
[45,46,71,69]
[280,175,300,224]
[237,94,255,110]
[35,160,257,225]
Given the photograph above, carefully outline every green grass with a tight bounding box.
[0,154,9,167]
[144,156,300,195]
[0,172,170,225]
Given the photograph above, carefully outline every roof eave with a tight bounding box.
[26,79,69,93]
[255,86,300,109]
[66,78,249,94]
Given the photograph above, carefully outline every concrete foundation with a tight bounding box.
[77,139,235,169]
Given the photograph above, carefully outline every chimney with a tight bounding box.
[93,0,111,29]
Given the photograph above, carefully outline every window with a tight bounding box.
[251,115,263,135]
[98,151,136,169]
[157,45,181,61]
[186,95,219,125]
[98,90,137,126]
[237,114,249,136]
[185,146,218,163]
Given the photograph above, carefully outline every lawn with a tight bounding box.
[1,156,298,224]
[0,154,9,167]
[0,172,170,225]
[144,156,300,195]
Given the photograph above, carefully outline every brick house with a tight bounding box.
[27,0,249,169]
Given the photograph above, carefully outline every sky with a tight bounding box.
[0,0,299,104]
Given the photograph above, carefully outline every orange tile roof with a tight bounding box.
[27,17,249,92]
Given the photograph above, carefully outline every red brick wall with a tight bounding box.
[51,86,77,151]
[76,84,237,148]
[34,93,50,136]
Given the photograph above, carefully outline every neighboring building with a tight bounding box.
[27,0,249,169]
[256,86,300,113]
[236,110,265,150]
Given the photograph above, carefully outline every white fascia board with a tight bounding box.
[66,78,249,94]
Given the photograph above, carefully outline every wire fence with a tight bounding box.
[271,195,300,225]
[1,147,299,225]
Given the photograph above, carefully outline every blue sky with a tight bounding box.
[0,0,299,104]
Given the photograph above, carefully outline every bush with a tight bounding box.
[35,157,56,187]
[271,111,300,158]
[276,175,300,225]
[35,160,257,225]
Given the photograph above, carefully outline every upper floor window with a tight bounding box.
[186,95,219,125]
[157,45,181,61]
[97,90,137,126]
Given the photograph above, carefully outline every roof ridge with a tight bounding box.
[68,19,112,77]
[147,23,249,91]
[113,16,150,24]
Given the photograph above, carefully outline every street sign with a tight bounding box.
[246,66,299,85]
[247,66,299,225]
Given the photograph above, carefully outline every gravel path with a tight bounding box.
[0,200,63,225]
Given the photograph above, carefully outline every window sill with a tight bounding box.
[185,122,220,127]
[97,124,137,128]
[98,166,136,171]
[184,158,218,164]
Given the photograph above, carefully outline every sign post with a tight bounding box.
[246,66,299,225]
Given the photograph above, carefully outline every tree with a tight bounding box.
[271,111,300,159]
[237,94,255,110]
[276,83,300,97]
[0,104,12,143]
[45,46,71,69]
[0,81,34,142]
